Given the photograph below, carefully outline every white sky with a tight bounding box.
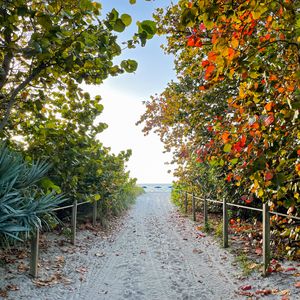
[84,0,176,184]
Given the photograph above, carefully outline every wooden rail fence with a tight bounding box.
[179,190,300,276]
[29,200,98,278]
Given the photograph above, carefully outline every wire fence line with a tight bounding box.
[30,200,98,278]
[179,190,300,276]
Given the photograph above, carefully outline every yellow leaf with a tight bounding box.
[231,37,239,48]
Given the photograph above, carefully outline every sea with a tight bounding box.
[138,183,173,193]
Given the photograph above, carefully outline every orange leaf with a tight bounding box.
[221,132,230,143]
[204,64,215,80]
[269,74,277,81]
[264,102,274,111]
[208,51,217,61]
[228,47,235,60]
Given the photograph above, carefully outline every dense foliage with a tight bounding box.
[138,1,300,256]
[0,0,155,243]
[0,144,64,244]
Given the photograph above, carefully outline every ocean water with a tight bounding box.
[138,183,173,193]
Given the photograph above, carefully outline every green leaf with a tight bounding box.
[121,59,138,73]
[129,0,136,4]
[139,20,157,36]
[230,158,238,165]
[121,14,132,26]
[114,19,126,32]
[223,144,232,153]
[94,194,101,201]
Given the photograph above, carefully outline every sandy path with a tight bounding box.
[72,192,242,300]
[2,192,300,299]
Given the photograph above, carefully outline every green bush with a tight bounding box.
[0,144,64,245]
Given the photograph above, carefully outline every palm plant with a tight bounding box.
[0,144,65,243]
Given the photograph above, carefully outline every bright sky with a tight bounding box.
[85,0,176,184]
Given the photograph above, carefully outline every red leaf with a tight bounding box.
[255,289,272,295]
[199,23,206,31]
[240,135,246,147]
[187,37,195,47]
[265,171,273,181]
[195,38,202,47]
[295,281,300,288]
[201,60,210,67]
[240,285,252,291]
[255,248,262,256]
[284,267,296,272]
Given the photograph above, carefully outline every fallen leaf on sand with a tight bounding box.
[248,263,258,270]
[55,256,65,264]
[95,252,105,257]
[76,267,87,274]
[33,274,62,287]
[277,289,290,296]
[236,290,253,297]
[284,267,296,272]
[255,248,262,255]
[295,281,300,288]
[17,262,29,272]
[6,285,19,291]
[192,249,203,254]
[255,289,272,295]
[0,289,8,298]
[240,285,252,291]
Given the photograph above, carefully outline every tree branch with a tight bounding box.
[0,63,46,132]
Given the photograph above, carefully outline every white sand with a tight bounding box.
[1,192,300,299]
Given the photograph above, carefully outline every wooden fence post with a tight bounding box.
[93,201,97,226]
[192,193,196,221]
[184,191,188,214]
[29,227,39,278]
[71,200,77,245]
[223,197,229,248]
[204,197,208,226]
[263,203,270,276]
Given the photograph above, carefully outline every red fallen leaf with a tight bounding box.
[240,285,252,291]
[236,291,254,297]
[284,267,296,272]
[245,198,253,204]
[255,247,262,255]
[295,281,300,288]
[256,289,272,295]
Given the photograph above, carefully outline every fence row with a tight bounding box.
[30,200,98,278]
[180,190,300,276]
